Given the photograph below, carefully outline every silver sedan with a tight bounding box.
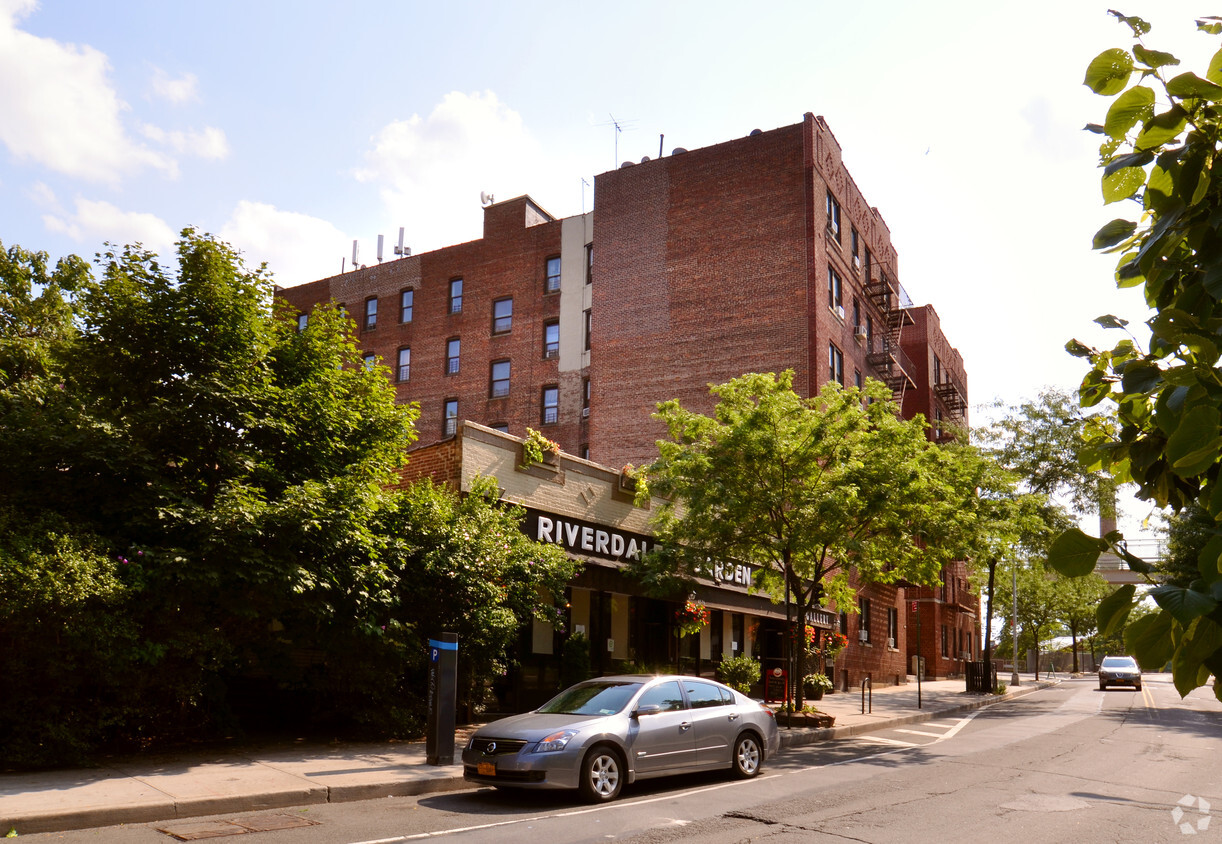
[462,674,780,802]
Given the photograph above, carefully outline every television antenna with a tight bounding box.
[480,191,495,206]
[598,114,637,166]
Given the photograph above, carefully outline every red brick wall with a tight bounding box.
[900,304,969,437]
[276,197,588,455]
[591,124,811,467]
[397,437,462,490]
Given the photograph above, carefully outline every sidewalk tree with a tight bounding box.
[1053,571,1113,672]
[633,371,976,707]
[1050,12,1222,701]
[0,232,577,761]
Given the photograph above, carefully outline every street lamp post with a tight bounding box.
[1010,560,1021,687]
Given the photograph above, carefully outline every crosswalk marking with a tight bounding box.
[861,736,920,746]
[895,729,945,737]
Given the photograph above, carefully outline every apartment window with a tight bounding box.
[854,369,863,390]
[296,313,308,332]
[941,625,949,658]
[446,338,460,375]
[545,256,561,293]
[829,343,844,386]
[934,355,944,385]
[584,308,592,351]
[865,249,873,280]
[583,377,590,409]
[580,443,590,460]
[489,360,510,398]
[491,423,509,433]
[827,266,843,313]
[541,386,559,425]
[362,353,376,371]
[397,347,411,382]
[444,399,458,437]
[543,320,560,358]
[400,289,414,323]
[852,298,861,333]
[887,607,898,646]
[851,227,860,267]
[866,315,875,351]
[858,597,871,643]
[364,297,378,330]
[935,408,945,438]
[449,279,463,314]
[839,612,849,636]
[826,190,841,242]
[492,297,513,334]
[585,243,593,284]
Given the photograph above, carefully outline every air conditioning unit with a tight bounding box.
[858,630,869,643]
[854,325,868,341]
[887,637,896,649]
[836,304,846,321]
[853,254,861,270]
[581,406,589,418]
[961,650,972,660]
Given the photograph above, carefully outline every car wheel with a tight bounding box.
[579,745,623,803]
[1099,682,1106,691]
[732,733,762,779]
[1135,682,1142,691]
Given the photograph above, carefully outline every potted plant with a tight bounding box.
[520,427,560,470]
[718,653,761,695]
[802,672,833,701]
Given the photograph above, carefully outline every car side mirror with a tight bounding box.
[633,704,662,718]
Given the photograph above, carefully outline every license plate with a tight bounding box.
[477,762,496,776]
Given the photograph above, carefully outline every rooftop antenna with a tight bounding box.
[480,191,495,206]
[376,234,384,263]
[599,114,637,167]
[581,177,591,214]
[393,226,410,258]
[351,240,359,271]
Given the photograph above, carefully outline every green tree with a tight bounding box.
[1050,12,1222,701]
[993,562,1064,679]
[376,477,580,714]
[1160,502,1213,587]
[634,372,975,707]
[0,232,578,761]
[1053,571,1113,673]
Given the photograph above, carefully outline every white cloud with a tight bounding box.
[140,124,229,160]
[355,91,551,252]
[0,3,174,183]
[150,67,199,105]
[43,197,176,256]
[219,200,350,286]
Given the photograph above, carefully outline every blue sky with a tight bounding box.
[0,0,1213,428]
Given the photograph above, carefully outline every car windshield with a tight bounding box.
[1101,657,1137,669]
[536,681,643,716]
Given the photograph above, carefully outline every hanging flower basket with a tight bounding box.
[674,600,710,637]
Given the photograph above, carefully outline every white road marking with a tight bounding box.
[347,774,783,843]
[860,736,920,746]
[895,729,945,738]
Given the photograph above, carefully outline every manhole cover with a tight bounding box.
[1000,795,1090,813]
[158,813,319,840]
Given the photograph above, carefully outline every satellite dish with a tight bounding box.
[480,191,495,206]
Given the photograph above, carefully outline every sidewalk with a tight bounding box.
[0,674,1059,836]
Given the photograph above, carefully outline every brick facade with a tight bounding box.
[274,114,977,689]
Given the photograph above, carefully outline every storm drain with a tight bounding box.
[157,812,320,840]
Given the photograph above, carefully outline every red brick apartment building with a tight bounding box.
[277,113,976,689]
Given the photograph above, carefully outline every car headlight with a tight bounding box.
[533,730,578,753]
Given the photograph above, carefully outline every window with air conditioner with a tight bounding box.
[543,320,559,358]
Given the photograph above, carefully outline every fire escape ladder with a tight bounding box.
[864,273,916,402]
